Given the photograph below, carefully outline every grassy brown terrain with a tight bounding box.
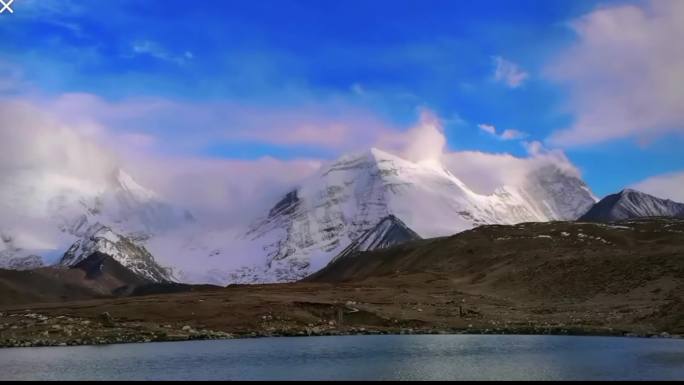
[1,218,683,348]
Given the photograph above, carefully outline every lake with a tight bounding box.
[1,335,683,380]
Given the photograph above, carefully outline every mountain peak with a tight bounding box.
[580,189,684,222]
[336,147,407,166]
[368,147,399,161]
[110,168,158,202]
[60,223,175,283]
[329,215,422,264]
[619,188,641,195]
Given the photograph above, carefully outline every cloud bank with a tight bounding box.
[0,93,585,231]
[547,0,684,146]
[443,141,581,195]
[27,93,403,156]
[0,97,323,232]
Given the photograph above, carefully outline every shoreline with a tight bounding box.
[2,312,681,349]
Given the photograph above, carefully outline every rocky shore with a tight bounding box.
[1,303,680,349]
[0,311,233,348]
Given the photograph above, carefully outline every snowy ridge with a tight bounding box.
[244,148,596,283]
[580,189,684,222]
[330,215,422,264]
[60,223,175,283]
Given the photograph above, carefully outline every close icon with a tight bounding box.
[0,0,14,14]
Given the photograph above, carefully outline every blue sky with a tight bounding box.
[1,0,682,198]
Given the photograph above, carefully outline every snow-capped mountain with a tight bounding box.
[0,167,191,273]
[60,223,174,283]
[244,148,596,282]
[579,189,684,222]
[329,215,422,264]
[1,146,597,286]
[61,168,194,241]
[0,233,45,270]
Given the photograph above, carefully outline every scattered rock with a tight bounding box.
[99,312,115,327]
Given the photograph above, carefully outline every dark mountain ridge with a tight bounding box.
[580,189,684,222]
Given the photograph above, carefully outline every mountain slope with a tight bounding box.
[0,251,197,307]
[245,148,596,283]
[329,215,421,264]
[301,218,684,335]
[579,189,684,222]
[0,252,154,307]
[307,218,684,294]
[60,223,174,283]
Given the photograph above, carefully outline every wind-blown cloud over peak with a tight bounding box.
[395,108,446,163]
[442,143,581,196]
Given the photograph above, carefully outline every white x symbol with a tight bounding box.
[0,0,14,14]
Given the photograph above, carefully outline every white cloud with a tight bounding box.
[632,171,684,203]
[493,56,529,88]
[0,101,122,254]
[500,129,525,140]
[443,144,580,195]
[0,100,118,185]
[383,108,446,163]
[128,155,320,229]
[478,123,527,141]
[26,92,405,155]
[478,123,496,135]
[131,40,193,65]
[377,116,580,196]
[546,0,684,146]
[0,97,320,233]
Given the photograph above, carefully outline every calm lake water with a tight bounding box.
[1,335,683,380]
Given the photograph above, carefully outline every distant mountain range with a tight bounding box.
[3,147,682,286]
